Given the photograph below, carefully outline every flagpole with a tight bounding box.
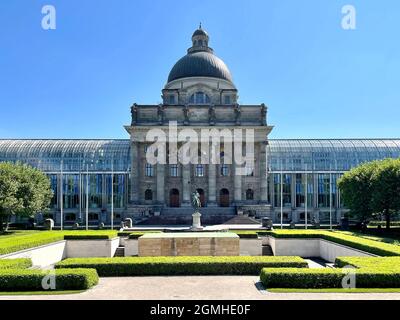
[305,165,308,230]
[60,160,63,231]
[329,172,333,231]
[280,161,283,229]
[86,164,89,231]
[111,161,114,230]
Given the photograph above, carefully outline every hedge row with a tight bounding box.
[335,256,400,271]
[0,258,32,270]
[260,267,400,288]
[0,231,118,255]
[64,235,114,240]
[0,268,99,291]
[267,230,400,256]
[127,231,162,239]
[55,256,308,276]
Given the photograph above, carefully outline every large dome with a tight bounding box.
[167,26,233,84]
[167,51,233,83]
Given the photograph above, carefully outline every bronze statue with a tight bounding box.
[192,191,201,210]
[131,103,138,125]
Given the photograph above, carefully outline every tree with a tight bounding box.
[0,162,53,232]
[370,158,400,230]
[338,160,378,223]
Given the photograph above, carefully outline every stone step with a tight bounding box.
[114,247,125,257]
[262,244,274,256]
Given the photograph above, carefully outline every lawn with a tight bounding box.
[0,230,118,255]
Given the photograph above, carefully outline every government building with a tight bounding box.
[1,26,400,227]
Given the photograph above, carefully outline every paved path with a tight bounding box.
[1,276,400,300]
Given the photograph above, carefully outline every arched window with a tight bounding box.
[189,92,211,104]
[145,189,153,201]
[246,189,254,200]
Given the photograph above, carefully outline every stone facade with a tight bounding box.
[125,27,273,222]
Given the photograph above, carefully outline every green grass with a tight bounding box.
[55,256,308,276]
[0,230,118,255]
[0,290,85,296]
[267,229,400,256]
[267,288,400,293]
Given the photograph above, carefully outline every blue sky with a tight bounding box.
[0,0,399,139]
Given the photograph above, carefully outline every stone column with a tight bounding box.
[156,164,165,204]
[208,164,217,206]
[260,142,269,202]
[182,164,191,206]
[234,164,242,203]
[130,142,139,204]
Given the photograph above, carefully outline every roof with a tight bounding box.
[0,139,399,172]
[167,51,233,83]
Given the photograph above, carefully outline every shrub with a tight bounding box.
[128,231,162,239]
[64,235,113,240]
[55,256,308,276]
[267,230,400,256]
[335,256,400,271]
[230,231,259,239]
[0,258,32,269]
[0,268,99,291]
[260,267,400,288]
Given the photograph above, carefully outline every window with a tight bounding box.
[224,95,231,104]
[189,92,211,104]
[170,164,179,177]
[273,173,292,207]
[145,163,154,177]
[195,164,204,177]
[145,189,153,201]
[168,95,176,104]
[246,189,254,200]
[221,164,229,176]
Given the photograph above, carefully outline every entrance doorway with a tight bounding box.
[196,188,206,207]
[219,189,229,207]
[170,189,180,207]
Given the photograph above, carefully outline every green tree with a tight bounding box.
[338,160,378,223]
[0,162,53,232]
[371,158,400,230]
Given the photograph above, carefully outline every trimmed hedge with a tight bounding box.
[64,234,114,240]
[267,230,400,256]
[230,231,259,239]
[128,231,162,239]
[0,258,32,270]
[0,268,99,291]
[55,256,308,276]
[260,267,400,289]
[335,256,400,271]
[0,231,118,255]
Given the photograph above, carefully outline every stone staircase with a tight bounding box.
[114,247,125,257]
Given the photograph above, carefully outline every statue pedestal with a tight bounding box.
[191,211,203,231]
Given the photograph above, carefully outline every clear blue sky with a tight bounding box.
[0,0,399,139]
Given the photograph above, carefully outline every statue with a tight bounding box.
[260,103,267,126]
[209,105,216,124]
[131,103,138,125]
[191,191,203,231]
[183,105,189,124]
[192,190,201,210]
[234,104,241,124]
[157,104,164,124]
